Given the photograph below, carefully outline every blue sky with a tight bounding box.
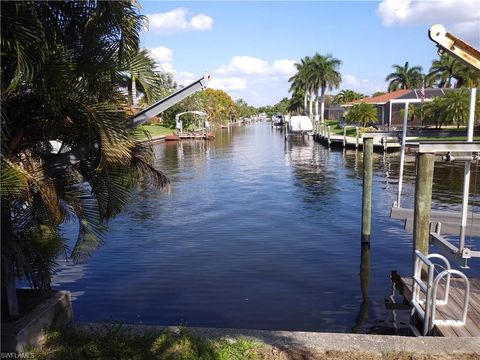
[139,1,480,107]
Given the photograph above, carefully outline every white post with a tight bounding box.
[388,101,392,128]
[356,126,359,148]
[327,125,331,146]
[459,88,476,253]
[343,126,347,147]
[397,102,409,207]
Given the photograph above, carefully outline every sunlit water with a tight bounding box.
[53,123,480,333]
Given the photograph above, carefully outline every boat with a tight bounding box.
[271,114,285,128]
[287,115,313,135]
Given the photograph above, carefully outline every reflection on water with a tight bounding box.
[53,123,480,332]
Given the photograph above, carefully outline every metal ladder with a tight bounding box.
[411,250,470,336]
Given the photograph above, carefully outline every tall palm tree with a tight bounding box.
[428,54,463,88]
[385,61,423,92]
[289,56,315,116]
[307,53,342,123]
[1,1,170,317]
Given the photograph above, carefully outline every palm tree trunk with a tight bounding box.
[309,91,314,119]
[303,89,308,114]
[131,74,137,106]
[1,200,19,318]
[320,87,326,123]
[315,91,319,117]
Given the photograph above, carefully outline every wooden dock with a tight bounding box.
[314,125,401,151]
[399,276,480,337]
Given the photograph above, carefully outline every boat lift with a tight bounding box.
[175,111,208,134]
[391,25,480,267]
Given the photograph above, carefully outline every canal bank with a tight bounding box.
[78,323,480,358]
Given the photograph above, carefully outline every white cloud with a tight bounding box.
[217,56,270,75]
[176,71,197,86]
[272,60,296,76]
[340,74,385,96]
[210,55,298,106]
[150,46,173,62]
[208,77,247,91]
[147,8,213,35]
[376,0,480,42]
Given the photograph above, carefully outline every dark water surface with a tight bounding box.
[53,123,480,333]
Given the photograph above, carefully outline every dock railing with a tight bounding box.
[411,250,470,335]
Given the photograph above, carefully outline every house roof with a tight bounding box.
[343,88,453,106]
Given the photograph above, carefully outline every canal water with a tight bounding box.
[53,123,480,333]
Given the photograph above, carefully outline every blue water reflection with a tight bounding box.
[53,123,480,332]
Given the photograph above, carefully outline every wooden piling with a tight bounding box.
[356,127,360,149]
[361,137,373,243]
[413,152,435,257]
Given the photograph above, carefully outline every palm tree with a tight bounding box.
[288,56,313,115]
[1,1,170,317]
[385,61,423,92]
[345,103,377,127]
[334,89,365,104]
[455,63,480,88]
[306,53,342,123]
[428,54,463,88]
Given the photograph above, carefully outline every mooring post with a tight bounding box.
[413,152,435,259]
[327,126,331,146]
[356,127,360,149]
[361,136,373,244]
[343,126,347,148]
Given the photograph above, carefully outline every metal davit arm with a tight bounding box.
[46,74,210,173]
[129,74,211,128]
[429,24,480,71]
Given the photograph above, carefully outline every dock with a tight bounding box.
[314,125,401,151]
[398,276,480,337]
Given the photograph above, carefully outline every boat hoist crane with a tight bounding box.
[46,74,211,172]
[391,25,480,267]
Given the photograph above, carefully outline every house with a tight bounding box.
[342,88,453,127]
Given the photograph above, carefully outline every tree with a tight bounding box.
[334,89,365,104]
[1,1,169,317]
[234,98,256,119]
[385,61,423,92]
[288,56,313,116]
[428,54,463,88]
[371,91,386,98]
[306,53,342,122]
[423,90,480,128]
[345,103,378,127]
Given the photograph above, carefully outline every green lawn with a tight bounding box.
[139,124,174,138]
[30,324,260,360]
[324,120,358,137]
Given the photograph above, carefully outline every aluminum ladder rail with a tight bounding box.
[411,250,470,335]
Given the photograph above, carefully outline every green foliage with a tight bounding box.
[385,61,423,92]
[371,91,386,98]
[288,53,342,119]
[345,103,378,127]
[30,324,260,360]
[423,89,480,128]
[333,89,365,104]
[428,54,480,88]
[1,0,171,309]
[234,98,257,119]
